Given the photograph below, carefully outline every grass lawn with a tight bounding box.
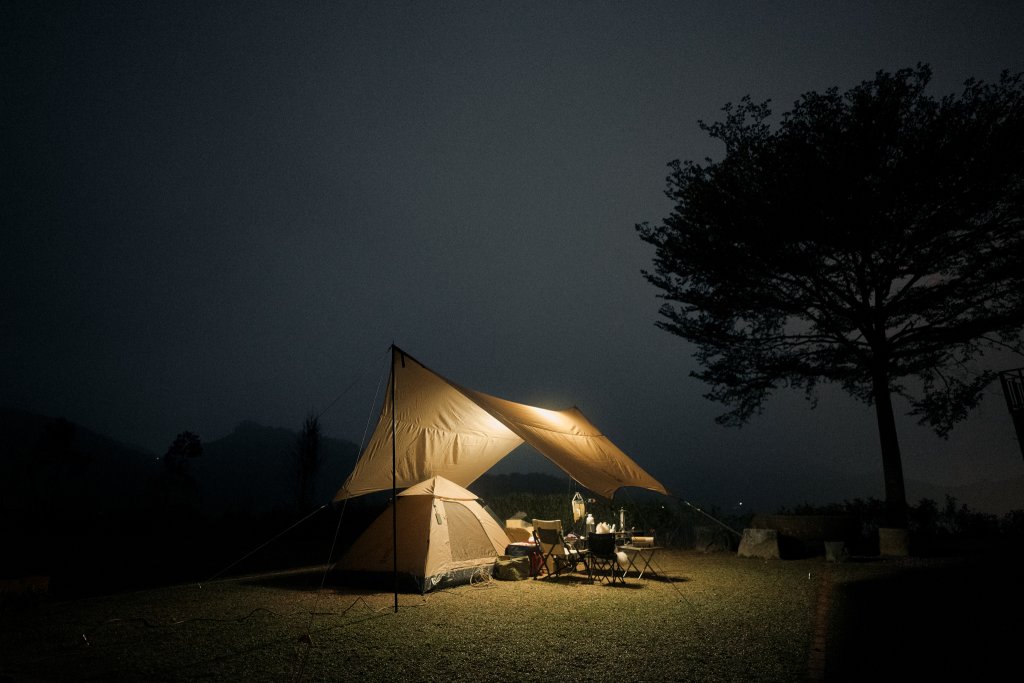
[1,548,1018,682]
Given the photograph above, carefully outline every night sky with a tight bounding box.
[3,1,1023,511]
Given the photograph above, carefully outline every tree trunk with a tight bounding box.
[871,365,908,528]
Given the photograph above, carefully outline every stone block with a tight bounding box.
[737,528,780,559]
[878,527,910,557]
[824,541,849,563]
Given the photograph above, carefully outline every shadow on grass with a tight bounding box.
[232,564,693,594]
[236,566,334,592]
[826,554,1022,682]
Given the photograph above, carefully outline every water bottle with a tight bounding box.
[586,514,595,535]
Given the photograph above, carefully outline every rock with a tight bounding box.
[878,527,910,557]
[737,528,780,559]
[825,541,849,563]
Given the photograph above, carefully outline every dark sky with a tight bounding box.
[3,1,1023,509]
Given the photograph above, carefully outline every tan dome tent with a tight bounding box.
[335,476,510,593]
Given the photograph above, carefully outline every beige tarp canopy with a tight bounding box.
[334,347,669,501]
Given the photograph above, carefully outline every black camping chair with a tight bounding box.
[588,532,625,585]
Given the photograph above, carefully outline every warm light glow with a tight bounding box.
[525,405,584,433]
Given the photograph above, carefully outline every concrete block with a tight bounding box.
[737,528,780,559]
[878,527,910,556]
[824,541,849,563]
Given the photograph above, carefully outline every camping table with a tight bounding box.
[619,544,662,579]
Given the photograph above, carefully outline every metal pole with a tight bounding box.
[999,368,1024,461]
[391,345,398,613]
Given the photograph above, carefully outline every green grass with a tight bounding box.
[3,549,1017,682]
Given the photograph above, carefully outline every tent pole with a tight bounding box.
[391,345,398,613]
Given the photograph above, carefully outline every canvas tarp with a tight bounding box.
[334,348,669,501]
[334,476,511,592]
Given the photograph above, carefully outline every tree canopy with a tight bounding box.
[163,430,203,477]
[637,65,1024,526]
[293,414,323,514]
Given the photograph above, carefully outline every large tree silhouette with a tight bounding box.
[160,430,203,518]
[163,430,203,476]
[638,65,1024,527]
[293,414,323,514]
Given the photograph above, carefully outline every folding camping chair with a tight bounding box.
[588,532,626,585]
[531,519,589,580]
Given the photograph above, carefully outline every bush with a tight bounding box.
[478,489,749,549]
[777,496,1023,556]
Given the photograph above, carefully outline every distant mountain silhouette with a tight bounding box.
[3,407,1017,521]
[193,420,358,515]
[0,406,160,518]
[0,408,359,520]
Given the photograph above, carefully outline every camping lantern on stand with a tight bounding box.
[618,507,631,547]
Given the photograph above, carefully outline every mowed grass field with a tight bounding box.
[1,548,1019,682]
